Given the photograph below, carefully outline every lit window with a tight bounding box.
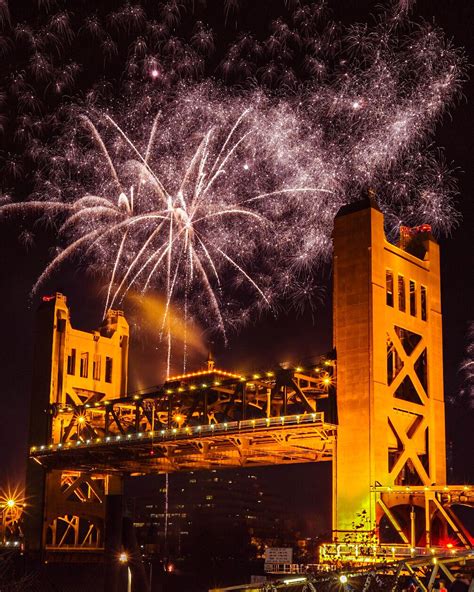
[409,280,417,317]
[421,286,427,321]
[386,271,394,307]
[105,356,113,383]
[93,355,101,381]
[398,275,406,312]
[80,352,89,378]
[67,349,76,375]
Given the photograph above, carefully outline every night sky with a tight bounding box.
[0,0,472,522]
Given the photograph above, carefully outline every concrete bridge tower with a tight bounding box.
[332,198,447,545]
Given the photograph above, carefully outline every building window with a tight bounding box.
[398,275,406,312]
[386,270,394,307]
[105,356,113,383]
[67,349,76,375]
[93,355,101,381]
[409,280,417,317]
[80,352,89,378]
[421,286,427,321]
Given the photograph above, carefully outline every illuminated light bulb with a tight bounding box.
[77,415,86,424]
[339,574,348,584]
[174,414,185,426]
[119,552,128,563]
[243,163,249,170]
[6,499,16,509]
[150,68,159,79]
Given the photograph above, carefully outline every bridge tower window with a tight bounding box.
[386,270,394,307]
[105,357,113,383]
[409,280,417,317]
[398,275,406,312]
[67,349,76,375]
[93,355,101,381]
[421,285,427,321]
[80,352,89,378]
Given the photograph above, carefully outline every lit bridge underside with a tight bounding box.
[31,363,337,473]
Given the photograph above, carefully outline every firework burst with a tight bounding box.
[0,1,466,370]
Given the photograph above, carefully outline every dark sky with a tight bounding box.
[0,0,472,516]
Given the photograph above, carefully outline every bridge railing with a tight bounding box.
[31,412,328,456]
[319,542,466,563]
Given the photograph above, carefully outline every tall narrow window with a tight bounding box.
[398,275,406,312]
[67,349,76,375]
[93,354,101,381]
[409,280,417,317]
[80,352,89,378]
[386,270,394,307]
[421,286,427,321]
[105,356,113,383]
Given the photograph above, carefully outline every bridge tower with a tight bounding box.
[25,293,129,554]
[332,198,447,546]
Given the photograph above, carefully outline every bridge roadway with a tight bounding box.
[31,413,336,473]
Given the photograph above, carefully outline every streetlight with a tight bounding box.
[118,552,131,592]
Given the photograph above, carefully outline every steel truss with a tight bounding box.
[31,363,337,474]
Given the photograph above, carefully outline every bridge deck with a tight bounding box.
[31,413,336,473]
